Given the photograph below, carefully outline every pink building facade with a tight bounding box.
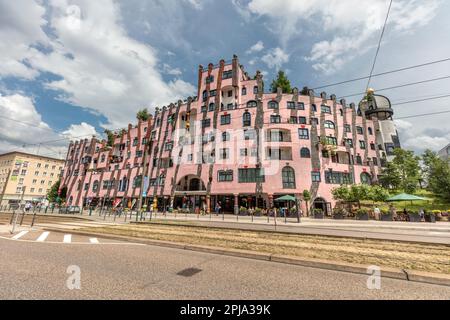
[60,55,399,215]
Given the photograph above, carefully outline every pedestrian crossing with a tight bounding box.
[2,230,113,245]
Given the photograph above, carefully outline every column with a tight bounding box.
[206,195,211,214]
[234,194,239,215]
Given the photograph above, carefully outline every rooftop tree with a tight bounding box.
[270,70,292,94]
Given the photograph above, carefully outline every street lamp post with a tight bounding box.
[11,186,26,234]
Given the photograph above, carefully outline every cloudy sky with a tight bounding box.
[1,0,449,158]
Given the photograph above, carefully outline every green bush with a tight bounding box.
[381,209,389,215]
[356,208,368,216]
[254,207,262,215]
[431,210,441,215]
[313,208,323,215]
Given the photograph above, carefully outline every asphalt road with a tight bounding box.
[0,235,449,300]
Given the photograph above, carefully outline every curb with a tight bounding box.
[130,220,450,246]
[42,227,450,287]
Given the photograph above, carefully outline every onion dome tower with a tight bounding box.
[359,89,400,162]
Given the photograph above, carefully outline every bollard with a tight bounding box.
[89,207,92,216]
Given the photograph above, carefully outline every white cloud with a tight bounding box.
[261,47,289,69]
[246,41,264,54]
[162,63,183,76]
[235,0,441,73]
[1,0,196,130]
[0,0,48,79]
[62,122,98,140]
[183,0,205,10]
[394,119,413,131]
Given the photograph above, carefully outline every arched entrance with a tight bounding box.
[313,197,330,216]
[174,175,207,212]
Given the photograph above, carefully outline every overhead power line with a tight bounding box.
[340,75,450,99]
[366,0,393,91]
[392,94,450,106]
[312,57,450,90]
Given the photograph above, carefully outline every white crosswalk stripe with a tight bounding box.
[63,234,72,243]
[12,230,28,240]
[36,231,50,242]
[89,238,99,244]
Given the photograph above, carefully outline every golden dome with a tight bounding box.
[367,88,375,95]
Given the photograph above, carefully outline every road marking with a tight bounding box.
[63,234,72,243]
[89,238,99,244]
[12,230,28,240]
[36,231,50,242]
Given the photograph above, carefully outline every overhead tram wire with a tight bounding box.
[339,75,450,99]
[366,0,393,91]
[311,57,450,90]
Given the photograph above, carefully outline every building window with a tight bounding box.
[205,75,214,84]
[222,70,233,79]
[202,119,211,128]
[92,180,99,192]
[356,155,362,165]
[210,90,217,97]
[227,90,233,97]
[218,170,233,182]
[219,148,229,159]
[240,148,248,156]
[133,137,138,146]
[370,143,376,150]
[287,101,296,109]
[282,166,296,189]
[201,105,207,112]
[136,150,143,157]
[101,154,106,162]
[202,90,208,101]
[344,124,351,133]
[300,147,311,158]
[325,171,353,184]
[310,118,319,125]
[324,120,335,129]
[298,102,305,110]
[209,103,215,111]
[339,109,343,116]
[222,132,230,141]
[268,101,279,109]
[356,126,364,134]
[345,139,354,148]
[165,142,173,151]
[321,105,331,114]
[298,116,307,124]
[270,114,281,123]
[253,86,258,94]
[227,103,234,110]
[368,127,373,135]
[298,128,309,140]
[133,175,142,188]
[238,168,265,183]
[221,114,231,125]
[311,171,321,182]
[311,104,317,112]
[373,157,378,166]
[243,112,251,127]
[360,172,372,185]
[247,100,257,108]
[289,116,298,124]
[359,140,366,149]
[323,136,338,145]
[244,130,256,140]
[242,87,247,95]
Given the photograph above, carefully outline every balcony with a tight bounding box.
[265,147,293,161]
[109,155,123,164]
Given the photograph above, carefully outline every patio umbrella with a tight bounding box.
[274,195,297,201]
[386,193,429,202]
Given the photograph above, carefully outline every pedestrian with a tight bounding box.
[374,206,380,220]
[419,208,425,222]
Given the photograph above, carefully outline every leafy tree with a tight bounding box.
[270,70,292,94]
[104,129,115,147]
[331,185,350,202]
[332,184,372,208]
[422,149,450,201]
[368,185,390,203]
[302,190,311,216]
[47,180,66,203]
[136,108,150,121]
[379,148,420,193]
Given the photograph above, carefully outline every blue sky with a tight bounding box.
[1,0,449,158]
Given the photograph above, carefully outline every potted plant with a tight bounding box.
[355,208,369,220]
[407,211,421,222]
[313,208,324,219]
[425,211,437,223]
[239,206,248,216]
[380,209,393,221]
[289,207,297,217]
[332,207,346,219]
[254,207,262,216]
